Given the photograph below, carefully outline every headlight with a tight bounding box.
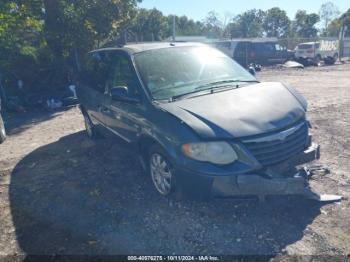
[182,142,238,165]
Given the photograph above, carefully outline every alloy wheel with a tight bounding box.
[150,153,172,195]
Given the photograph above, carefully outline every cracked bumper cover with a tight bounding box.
[177,143,321,198]
[213,143,320,197]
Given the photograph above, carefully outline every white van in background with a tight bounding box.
[295,40,339,65]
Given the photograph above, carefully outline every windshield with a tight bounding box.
[297,44,314,49]
[134,46,256,100]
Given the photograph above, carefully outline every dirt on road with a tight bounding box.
[0,63,350,257]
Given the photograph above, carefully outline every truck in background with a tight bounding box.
[295,40,339,66]
[214,39,294,68]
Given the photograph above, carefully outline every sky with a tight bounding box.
[139,0,349,22]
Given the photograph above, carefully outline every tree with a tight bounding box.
[146,8,167,41]
[203,11,223,38]
[263,7,291,38]
[0,0,141,91]
[128,8,167,42]
[327,8,350,37]
[319,1,340,35]
[229,9,265,38]
[43,0,140,56]
[292,10,320,38]
[0,1,44,89]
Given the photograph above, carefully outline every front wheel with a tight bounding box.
[325,53,338,65]
[148,145,175,196]
[0,114,6,144]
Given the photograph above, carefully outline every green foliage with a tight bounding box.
[0,1,44,91]
[127,9,205,42]
[174,15,204,36]
[263,7,290,38]
[327,8,350,37]
[228,9,266,38]
[0,0,140,90]
[291,10,320,38]
[203,11,223,38]
[1,1,349,93]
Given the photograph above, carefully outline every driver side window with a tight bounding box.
[106,53,140,97]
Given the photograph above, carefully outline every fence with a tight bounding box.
[340,37,350,60]
[280,37,349,61]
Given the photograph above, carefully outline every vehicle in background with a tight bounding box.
[295,40,339,66]
[77,42,321,200]
[214,39,294,67]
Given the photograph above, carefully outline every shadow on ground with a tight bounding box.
[3,107,74,136]
[9,131,324,255]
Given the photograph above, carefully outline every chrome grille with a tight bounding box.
[242,122,309,166]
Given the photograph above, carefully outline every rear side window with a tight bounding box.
[262,43,275,52]
[83,52,111,93]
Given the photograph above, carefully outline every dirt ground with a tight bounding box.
[0,63,350,258]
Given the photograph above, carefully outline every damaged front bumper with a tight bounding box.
[178,142,341,201]
[212,143,340,201]
[212,143,321,198]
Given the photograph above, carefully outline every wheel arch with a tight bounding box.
[137,133,179,167]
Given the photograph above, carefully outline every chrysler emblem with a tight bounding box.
[243,122,304,143]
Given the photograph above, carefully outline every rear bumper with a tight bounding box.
[176,143,320,199]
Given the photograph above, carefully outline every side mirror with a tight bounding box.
[110,86,140,103]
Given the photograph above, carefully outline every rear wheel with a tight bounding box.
[325,53,338,65]
[0,114,6,144]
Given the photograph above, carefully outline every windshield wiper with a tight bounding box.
[194,79,259,90]
[170,84,237,101]
[169,79,259,102]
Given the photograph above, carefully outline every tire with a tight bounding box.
[313,55,321,66]
[148,144,177,196]
[82,111,98,139]
[326,53,338,65]
[0,114,6,144]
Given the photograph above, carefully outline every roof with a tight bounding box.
[92,42,207,54]
[165,36,212,42]
[297,42,318,45]
[214,37,279,43]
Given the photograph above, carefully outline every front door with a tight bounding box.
[102,51,143,143]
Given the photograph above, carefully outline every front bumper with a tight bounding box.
[296,56,317,64]
[176,143,320,199]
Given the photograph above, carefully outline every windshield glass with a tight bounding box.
[297,44,314,49]
[134,46,256,100]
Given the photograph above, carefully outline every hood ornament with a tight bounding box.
[243,122,305,143]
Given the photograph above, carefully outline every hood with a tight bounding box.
[158,82,306,139]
